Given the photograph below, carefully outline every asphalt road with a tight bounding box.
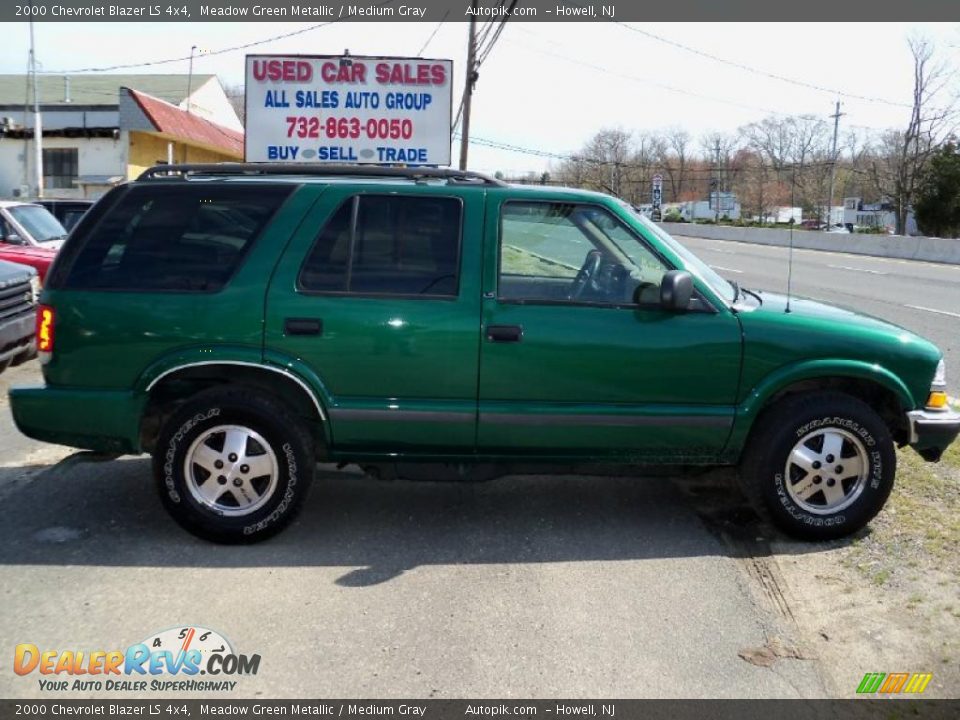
[2,240,957,700]
[680,235,960,377]
[0,371,823,699]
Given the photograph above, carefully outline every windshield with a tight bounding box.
[8,205,67,244]
[618,202,737,304]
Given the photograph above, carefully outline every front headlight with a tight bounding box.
[933,358,946,388]
[925,359,949,410]
[29,275,40,304]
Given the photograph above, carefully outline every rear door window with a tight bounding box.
[299,194,462,297]
[62,185,292,292]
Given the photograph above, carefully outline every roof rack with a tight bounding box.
[137,163,507,186]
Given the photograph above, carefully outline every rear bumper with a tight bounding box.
[9,384,146,454]
[907,408,960,461]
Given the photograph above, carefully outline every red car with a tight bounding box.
[0,242,56,283]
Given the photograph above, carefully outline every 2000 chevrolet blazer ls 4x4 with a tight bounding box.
[9,164,960,543]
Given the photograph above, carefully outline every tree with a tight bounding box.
[866,37,955,234]
[660,127,691,203]
[913,141,960,237]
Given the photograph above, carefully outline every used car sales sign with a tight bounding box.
[244,54,453,166]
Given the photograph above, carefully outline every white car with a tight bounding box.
[0,200,68,250]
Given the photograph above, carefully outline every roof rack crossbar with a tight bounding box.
[137,163,507,186]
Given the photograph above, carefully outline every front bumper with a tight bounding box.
[0,311,36,365]
[907,407,960,461]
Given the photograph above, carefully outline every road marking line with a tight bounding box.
[711,265,743,274]
[827,264,888,275]
[906,304,960,319]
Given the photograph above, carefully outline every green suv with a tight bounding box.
[10,164,959,543]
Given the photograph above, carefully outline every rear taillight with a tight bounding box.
[36,304,54,361]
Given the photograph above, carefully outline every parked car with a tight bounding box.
[0,259,38,374]
[0,200,69,249]
[9,164,959,543]
[35,199,94,233]
[0,242,57,284]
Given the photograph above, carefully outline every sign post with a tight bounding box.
[244,54,453,165]
[651,173,663,221]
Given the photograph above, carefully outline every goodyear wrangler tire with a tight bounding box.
[740,392,896,541]
[153,387,314,543]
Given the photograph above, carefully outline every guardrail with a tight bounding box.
[659,222,960,266]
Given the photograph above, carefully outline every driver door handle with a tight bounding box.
[486,325,523,343]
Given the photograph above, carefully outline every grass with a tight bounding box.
[845,441,960,594]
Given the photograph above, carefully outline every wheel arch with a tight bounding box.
[726,361,914,462]
[138,357,332,455]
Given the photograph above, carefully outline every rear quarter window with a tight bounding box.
[59,184,292,292]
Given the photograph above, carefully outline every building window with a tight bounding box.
[42,148,79,189]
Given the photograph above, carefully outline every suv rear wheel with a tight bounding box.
[153,387,314,543]
[740,391,896,540]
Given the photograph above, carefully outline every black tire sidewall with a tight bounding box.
[154,393,312,543]
[756,399,895,539]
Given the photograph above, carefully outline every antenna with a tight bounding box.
[785,166,796,314]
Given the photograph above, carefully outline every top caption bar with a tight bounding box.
[3,0,956,23]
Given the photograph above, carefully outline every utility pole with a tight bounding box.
[713,139,721,221]
[29,21,43,198]
[826,100,844,228]
[458,0,478,170]
[186,45,198,114]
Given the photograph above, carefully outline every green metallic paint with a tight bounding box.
[136,345,266,393]
[264,184,485,454]
[10,384,144,453]
[9,176,953,465]
[475,188,743,459]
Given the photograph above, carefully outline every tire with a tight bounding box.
[740,391,896,541]
[153,387,315,543]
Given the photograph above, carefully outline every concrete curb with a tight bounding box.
[659,223,960,265]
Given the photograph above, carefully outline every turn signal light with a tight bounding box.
[36,304,54,355]
[926,391,949,410]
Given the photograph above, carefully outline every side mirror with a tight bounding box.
[660,270,694,311]
[3,234,25,245]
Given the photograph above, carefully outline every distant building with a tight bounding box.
[665,192,741,221]
[0,74,243,199]
[842,197,917,235]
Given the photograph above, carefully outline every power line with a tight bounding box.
[38,0,396,74]
[476,1,517,66]
[416,10,449,56]
[506,34,786,117]
[614,22,914,109]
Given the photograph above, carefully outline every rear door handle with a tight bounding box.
[486,325,523,343]
[284,317,323,336]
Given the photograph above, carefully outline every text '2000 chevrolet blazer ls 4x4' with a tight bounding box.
[9,164,960,543]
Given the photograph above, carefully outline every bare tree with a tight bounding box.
[660,127,691,202]
[223,82,246,125]
[866,37,955,234]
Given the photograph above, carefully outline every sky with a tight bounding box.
[2,20,959,174]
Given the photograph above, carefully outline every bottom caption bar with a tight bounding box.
[2,700,960,719]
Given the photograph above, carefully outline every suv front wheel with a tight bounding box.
[741,391,896,540]
[153,387,315,543]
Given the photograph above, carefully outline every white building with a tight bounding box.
[0,74,243,199]
[666,192,741,221]
[842,197,917,235]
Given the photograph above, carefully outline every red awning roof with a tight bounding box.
[125,87,243,157]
